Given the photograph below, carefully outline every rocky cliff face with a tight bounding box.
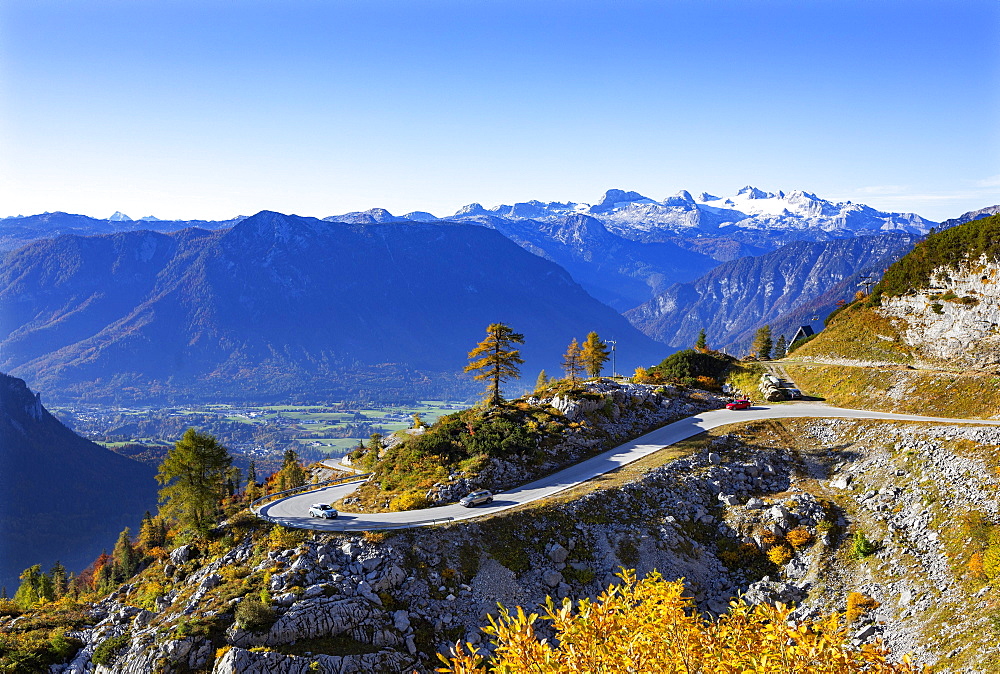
[876,257,1000,371]
[31,414,1000,673]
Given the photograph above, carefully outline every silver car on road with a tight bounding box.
[459,490,493,507]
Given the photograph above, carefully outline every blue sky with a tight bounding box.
[1,0,997,222]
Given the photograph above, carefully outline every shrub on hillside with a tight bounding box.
[766,544,793,566]
[389,490,429,511]
[234,596,276,632]
[649,349,734,387]
[852,530,879,558]
[846,591,879,624]
[92,633,130,667]
[786,527,814,549]
[982,545,1000,579]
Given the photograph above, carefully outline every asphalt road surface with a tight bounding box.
[258,402,1000,532]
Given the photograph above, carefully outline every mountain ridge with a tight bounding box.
[0,211,666,404]
[626,232,920,353]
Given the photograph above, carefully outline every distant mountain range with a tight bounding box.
[3,187,938,312]
[625,233,921,353]
[0,211,245,252]
[2,193,976,408]
[440,186,935,242]
[0,211,665,404]
[0,373,157,591]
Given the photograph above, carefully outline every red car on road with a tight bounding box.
[726,399,751,410]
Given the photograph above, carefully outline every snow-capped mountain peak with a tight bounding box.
[333,185,935,243]
[108,211,132,222]
[736,186,774,200]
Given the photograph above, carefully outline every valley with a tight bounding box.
[52,400,466,467]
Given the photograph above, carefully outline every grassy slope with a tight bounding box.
[782,213,1000,417]
[784,362,1000,419]
[783,300,1000,419]
[790,304,915,364]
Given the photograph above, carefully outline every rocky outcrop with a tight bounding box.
[425,381,726,505]
[41,414,1000,672]
[213,647,413,674]
[228,596,394,648]
[878,257,1000,371]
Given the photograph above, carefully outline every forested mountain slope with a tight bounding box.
[625,233,918,353]
[0,373,157,591]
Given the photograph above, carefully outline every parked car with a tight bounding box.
[726,399,751,410]
[308,503,339,519]
[786,388,802,399]
[459,490,494,507]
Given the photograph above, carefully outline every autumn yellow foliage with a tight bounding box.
[982,544,1000,579]
[969,551,985,578]
[786,527,815,549]
[632,366,651,384]
[438,570,921,674]
[389,490,429,511]
[846,591,880,624]
[766,544,793,566]
[268,525,305,550]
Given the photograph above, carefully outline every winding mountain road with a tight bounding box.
[257,402,1000,532]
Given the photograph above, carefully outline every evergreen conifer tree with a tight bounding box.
[773,334,787,359]
[464,323,526,406]
[752,325,773,360]
[277,449,307,492]
[245,461,260,502]
[156,428,232,535]
[695,328,708,352]
[49,562,67,599]
[112,527,138,579]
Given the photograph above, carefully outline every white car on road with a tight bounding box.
[308,503,339,519]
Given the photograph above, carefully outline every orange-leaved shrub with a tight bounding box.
[437,570,921,673]
[786,526,815,549]
[846,591,880,624]
[969,551,985,578]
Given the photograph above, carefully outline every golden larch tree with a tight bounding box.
[465,323,525,406]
